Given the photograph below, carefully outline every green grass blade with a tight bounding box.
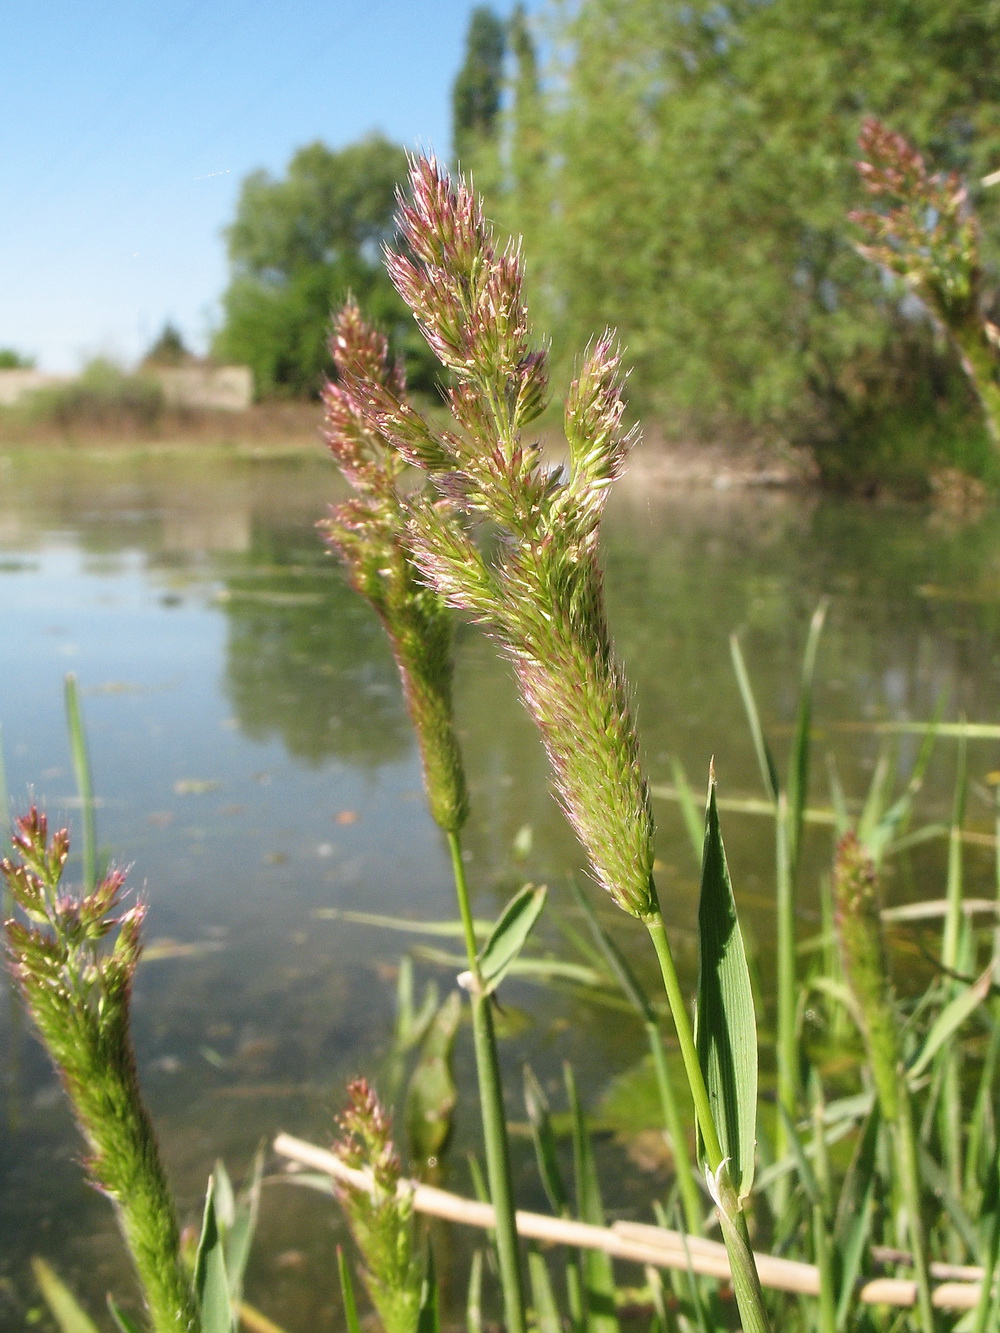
[787,599,827,878]
[524,1064,569,1216]
[695,777,758,1201]
[565,1063,619,1333]
[729,633,780,801]
[31,1258,101,1333]
[528,1248,562,1333]
[833,1109,878,1331]
[942,728,969,972]
[477,883,548,992]
[908,963,992,1080]
[225,1148,264,1305]
[669,755,705,865]
[194,1174,235,1333]
[406,989,461,1174]
[63,673,97,893]
[337,1246,363,1333]
[106,1297,144,1333]
[466,1249,484,1333]
[417,1244,440,1333]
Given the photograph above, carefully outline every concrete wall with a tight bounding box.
[0,370,71,405]
[0,365,254,412]
[150,365,253,411]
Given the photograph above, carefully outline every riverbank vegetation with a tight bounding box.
[203,0,1000,497]
[8,152,1000,1333]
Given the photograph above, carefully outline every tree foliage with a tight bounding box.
[451,6,507,168]
[213,135,436,398]
[486,0,1000,484]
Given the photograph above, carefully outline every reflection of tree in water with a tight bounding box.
[220,523,412,767]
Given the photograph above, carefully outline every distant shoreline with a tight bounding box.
[0,403,814,489]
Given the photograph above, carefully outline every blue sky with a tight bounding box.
[2,1,513,371]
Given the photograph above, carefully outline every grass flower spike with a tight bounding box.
[851,117,1000,445]
[331,156,770,1333]
[320,299,468,834]
[333,1079,424,1333]
[3,808,197,1333]
[379,157,655,919]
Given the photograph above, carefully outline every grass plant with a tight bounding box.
[5,151,1000,1333]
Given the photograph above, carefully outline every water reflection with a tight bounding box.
[219,523,412,767]
[1,447,1000,1329]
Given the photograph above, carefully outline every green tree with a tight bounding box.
[486,0,1000,487]
[213,135,435,398]
[142,322,191,367]
[451,6,507,168]
[0,347,36,369]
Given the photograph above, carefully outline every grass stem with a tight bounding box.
[447,831,527,1333]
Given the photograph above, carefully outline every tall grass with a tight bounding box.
[4,154,1000,1333]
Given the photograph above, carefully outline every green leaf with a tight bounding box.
[195,1175,235,1333]
[523,1064,569,1215]
[565,1064,619,1333]
[406,989,461,1171]
[466,1249,484,1333]
[909,963,993,1080]
[729,633,780,802]
[106,1297,144,1333]
[695,777,758,1202]
[669,755,705,865]
[417,1244,440,1333]
[225,1148,264,1303]
[337,1246,363,1333]
[834,1108,878,1331]
[476,883,548,993]
[63,672,97,894]
[787,600,827,877]
[528,1248,562,1333]
[30,1258,101,1333]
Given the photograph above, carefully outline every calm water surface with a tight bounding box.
[2,447,1000,1329]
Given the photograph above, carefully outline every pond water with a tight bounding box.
[2,446,1000,1330]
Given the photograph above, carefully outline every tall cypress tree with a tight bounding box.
[451,6,507,167]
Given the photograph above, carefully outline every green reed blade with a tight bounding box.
[971,1159,1000,1333]
[417,1243,440,1333]
[195,1174,235,1333]
[695,779,757,1203]
[524,1064,569,1216]
[406,990,461,1174]
[942,728,969,972]
[568,878,702,1233]
[565,1063,620,1333]
[107,1297,144,1333]
[31,1257,102,1333]
[337,1246,363,1333]
[909,963,992,1081]
[669,756,705,865]
[63,673,96,894]
[466,1249,484,1333]
[528,1248,562,1333]
[729,633,780,802]
[787,599,827,879]
[833,1108,878,1332]
[225,1148,264,1308]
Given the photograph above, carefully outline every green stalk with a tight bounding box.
[893,1090,937,1333]
[645,1018,702,1235]
[773,794,796,1216]
[644,913,724,1173]
[447,831,527,1333]
[644,910,772,1333]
